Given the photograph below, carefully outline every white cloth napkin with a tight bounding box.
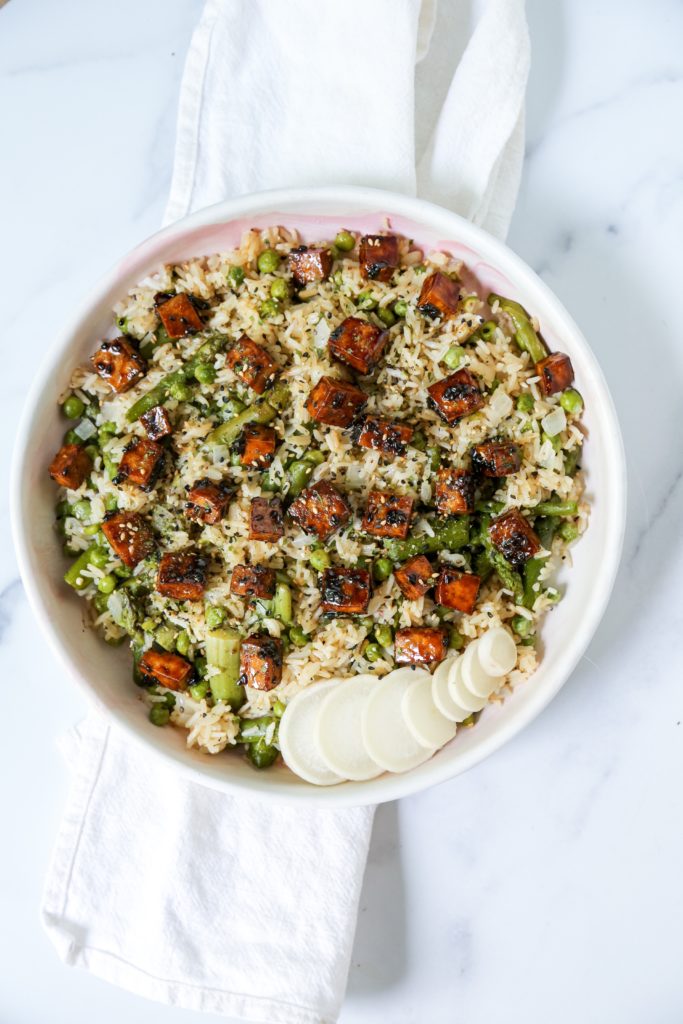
[43,2,529,1021]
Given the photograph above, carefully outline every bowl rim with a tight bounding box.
[10,184,627,806]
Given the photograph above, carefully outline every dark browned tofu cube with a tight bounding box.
[435,568,481,614]
[362,491,413,539]
[139,649,193,691]
[359,234,399,281]
[536,352,575,396]
[288,480,352,540]
[91,337,147,393]
[288,246,333,285]
[101,511,154,567]
[489,509,541,568]
[434,467,475,516]
[471,440,522,477]
[140,405,172,441]
[350,415,414,456]
[394,555,434,600]
[249,497,285,542]
[156,549,206,601]
[49,443,92,490]
[225,335,277,394]
[395,627,448,665]
[239,633,283,691]
[155,292,204,338]
[417,272,461,320]
[230,564,276,600]
[305,375,367,427]
[320,567,371,615]
[184,478,233,524]
[427,369,484,424]
[115,437,165,490]
[233,424,277,468]
[328,316,388,375]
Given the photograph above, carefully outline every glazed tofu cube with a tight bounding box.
[361,491,414,539]
[395,627,448,665]
[184,478,233,524]
[155,292,204,338]
[138,650,193,691]
[230,564,276,600]
[233,424,277,468]
[225,335,277,394]
[320,567,371,615]
[91,337,147,393]
[536,352,575,396]
[140,405,172,441]
[489,509,541,568]
[359,234,399,281]
[239,633,283,691]
[156,549,207,601]
[393,555,434,600]
[48,443,92,490]
[288,480,352,540]
[328,316,388,375]
[427,369,484,424]
[101,511,155,567]
[435,568,481,614]
[471,440,522,477]
[305,375,367,427]
[434,467,475,516]
[417,272,461,320]
[115,437,165,490]
[249,497,285,542]
[288,246,333,285]
[350,415,414,456]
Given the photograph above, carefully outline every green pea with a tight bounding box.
[205,605,226,629]
[270,278,289,301]
[176,630,191,656]
[303,448,325,466]
[411,430,427,452]
[194,362,217,385]
[272,699,287,718]
[560,388,584,414]
[83,523,102,537]
[149,704,171,727]
[169,380,192,402]
[287,460,315,497]
[449,628,465,651]
[289,625,309,647]
[361,617,375,631]
[260,298,280,320]
[393,300,408,318]
[189,680,209,701]
[104,493,119,512]
[63,428,81,446]
[480,320,497,340]
[155,624,177,651]
[374,624,393,648]
[117,316,129,334]
[334,230,355,252]
[71,499,91,521]
[428,445,441,471]
[373,558,393,582]
[93,592,110,614]
[461,713,477,728]
[62,394,85,420]
[228,265,245,287]
[90,548,110,568]
[141,617,157,634]
[195,656,208,678]
[443,345,466,370]
[97,573,117,594]
[356,291,377,311]
[114,563,132,578]
[511,614,533,637]
[163,691,176,709]
[516,392,534,413]
[377,306,396,327]
[309,548,331,571]
[257,249,280,274]
[365,643,383,662]
[461,295,480,312]
[84,444,99,462]
[246,738,279,769]
[559,520,580,542]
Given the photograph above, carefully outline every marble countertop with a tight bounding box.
[3,1,683,1021]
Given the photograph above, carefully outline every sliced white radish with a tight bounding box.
[432,657,470,723]
[460,641,500,699]
[316,674,383,781]
[278,680,345,786]
[448,656,489,713]
[476,627,518,677]
[402,674,457,750]
[362,668,436,773]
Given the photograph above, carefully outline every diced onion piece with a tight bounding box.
[278,680,345,786]
[74,418,96,441]
[361,669,436,773]
[316,674,383,781]
[488,387,513,420]
[541,407,567,437]
[313,318,331,349]
[402,674,457,750]
[432,657,471,723]
[476,627,518,677]
[448,656,488,713]
[460,641,500,699]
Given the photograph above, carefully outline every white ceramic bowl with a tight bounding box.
[11,186,626,805]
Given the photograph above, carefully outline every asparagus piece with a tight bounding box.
[488,294,548,364]
[206,627,244,708]
[384,516,470,563]
[205,382,290,446]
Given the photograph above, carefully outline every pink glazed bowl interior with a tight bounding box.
[11,187,625,805]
